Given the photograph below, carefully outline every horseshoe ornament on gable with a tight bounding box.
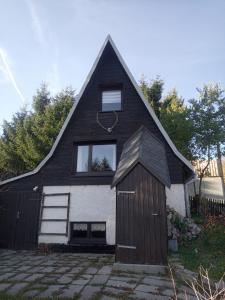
[96,111,119,133]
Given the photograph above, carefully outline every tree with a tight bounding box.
[0,84,75,180]
[189,83,225,199]
[160,89,194,160]
[0,109,28,179]
[140,76,164,118]
[32,82,51,114]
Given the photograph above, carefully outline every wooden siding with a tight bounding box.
[116,163,167,265]
[0,42,191,191]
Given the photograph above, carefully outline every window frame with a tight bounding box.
[74,142,117,175]
[70,221,106,244]
[99,84,123,113]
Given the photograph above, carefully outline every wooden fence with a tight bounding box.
[189,196,225,216]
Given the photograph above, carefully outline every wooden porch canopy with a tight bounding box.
[112,126,171,188]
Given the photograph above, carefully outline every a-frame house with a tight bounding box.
[0,36,194,265]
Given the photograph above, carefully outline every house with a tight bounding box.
[188,159,225,200]
[0,36,194,265]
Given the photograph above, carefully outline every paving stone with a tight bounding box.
[179,285,196,296]
[38,284,64,297]
[41,275,61,284]
[57,274,73,284]
[42,260,55,266]
[103,286,128,297]
[0,283,11,291]
[0,272,16,281]
[31,283,47,289]
[98,265,112,275]
[10,273,30,281]
[130,291,169,300]
[17,266,32,272]
[58,284,83,298]
[85,267,98,274]
[101,296,117,300]
[41,266,55,273]
[0,267,15,273]
[161,288,175,296]
[7,283,28,295]
[135,284,160,294]
[72,278,90,285]
[129,291,157,300]
[69,266,83,273]
[81,285,101,299]
[142,277,173,288]
[107,279,136,289]
[23,289,41,297]
[55,266,71,273]
[79,261,90,267]
[25,273,45,282]
[90,274,109,285]
[28,266,44,273]
[178,293,197,300]
[82,274,93,280]
[110,276,138,283]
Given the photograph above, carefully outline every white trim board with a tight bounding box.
[0,35,193,186]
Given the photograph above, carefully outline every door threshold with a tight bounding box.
[113,262,167,275]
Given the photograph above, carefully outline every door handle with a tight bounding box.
[152,213,158,216]
[16,211,21,219]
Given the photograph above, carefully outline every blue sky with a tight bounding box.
[0,0,225,130]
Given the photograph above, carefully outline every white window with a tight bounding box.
[102,90,121,112]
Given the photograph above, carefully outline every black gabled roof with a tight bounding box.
[112,126,171,188]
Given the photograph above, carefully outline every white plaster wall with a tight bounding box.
[39,185,116,245]
[166,184,186,216]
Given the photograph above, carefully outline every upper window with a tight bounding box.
[102,90,121,112]
[76,144,116,173]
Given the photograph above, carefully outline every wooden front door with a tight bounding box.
[116,164,167,265]
[0,191,40,250]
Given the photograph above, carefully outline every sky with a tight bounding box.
[0,0,225,130]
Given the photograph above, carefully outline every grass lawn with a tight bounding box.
[178,215,225,281]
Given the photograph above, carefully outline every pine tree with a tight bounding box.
[0,84,75,180]
[140,76,164,118]
[160,89,194,160]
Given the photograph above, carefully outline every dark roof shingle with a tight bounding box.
[112,126,171,187]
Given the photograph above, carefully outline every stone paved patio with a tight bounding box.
[0,249,196,299]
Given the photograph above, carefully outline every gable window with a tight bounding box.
[76,143,116,173]
[102,90,121,112]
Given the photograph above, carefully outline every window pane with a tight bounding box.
[102,90,121,111]
[76,146,89,172]
[91,223,106,239]
[91,144,116,172]
[73,223,88,238]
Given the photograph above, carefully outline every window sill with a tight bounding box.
[73,172,115,177]
[100,110,123,113]
[69,238,106,245]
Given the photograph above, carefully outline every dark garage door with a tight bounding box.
[0,191,41,250]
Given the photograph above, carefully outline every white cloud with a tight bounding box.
[25,0,61,93]
[25,0,46,48]
[0,48,26,104]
